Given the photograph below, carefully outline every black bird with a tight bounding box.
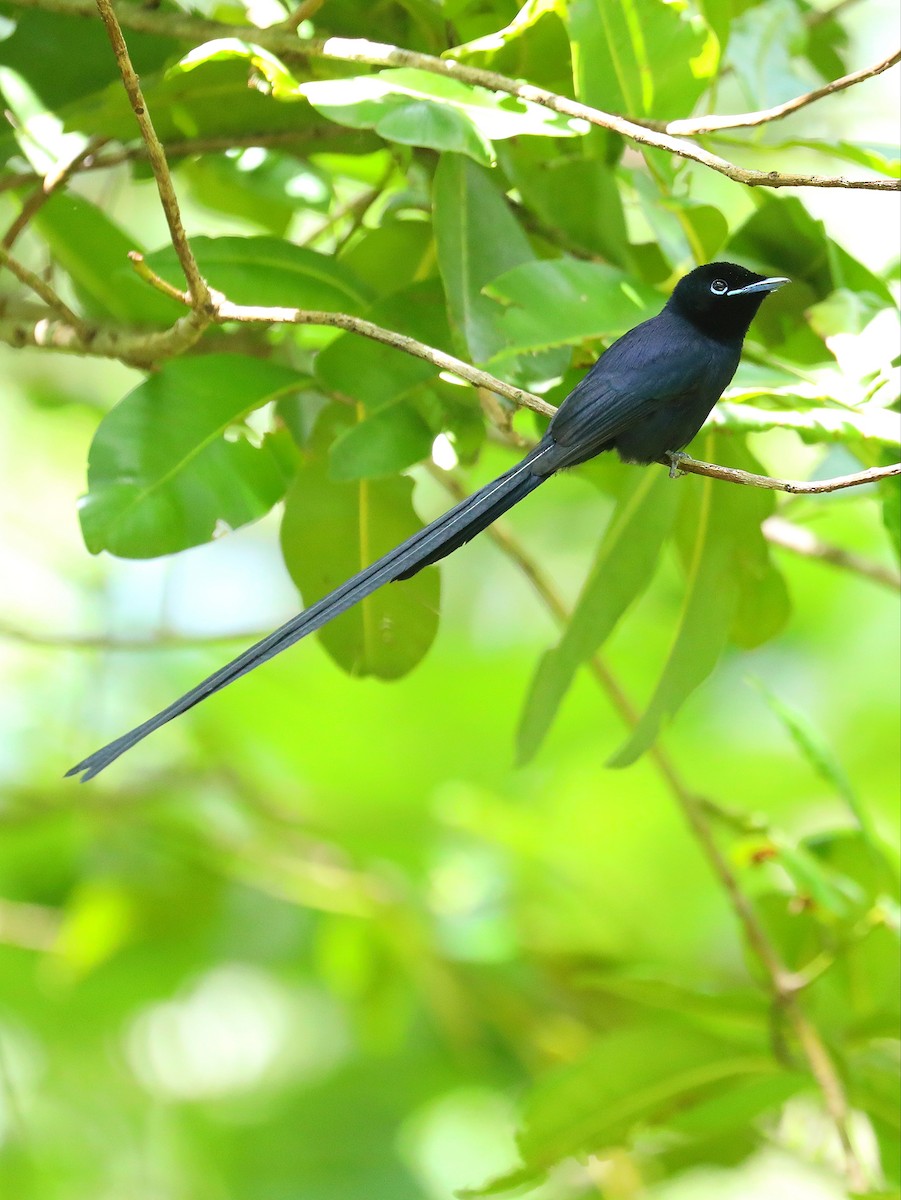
[68,262,788,780]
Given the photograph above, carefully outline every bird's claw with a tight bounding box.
[667,451,690,479]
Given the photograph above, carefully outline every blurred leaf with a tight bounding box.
[750,679,879,846]
[517,469,674,763]
[62,57,361,149]
[609,434,786,766]
[339,221,435,298]
[80,356,301,557]
[145,235,372,312]
[773,139,900,180]
[474,1017,772,1194]
[0,7,171,113]
[499,143,631,266]
[180,151,333,235]
[280,406,439,678]
[566,0,719,119]
[33,194,185,325]
[433,154,535,361]
[174,37,301,97]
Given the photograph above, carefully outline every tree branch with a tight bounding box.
[93,0,212,311]
[5,280,898,500]
[663,49,901,135]
[763,515,901,591]
[664,451,901,494]
[0,246,90,335]
[4,0,897,190]
[2,136,108,249]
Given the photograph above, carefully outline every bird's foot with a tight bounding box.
[666,451,691,479]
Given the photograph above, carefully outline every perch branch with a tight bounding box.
[664,49,901,135]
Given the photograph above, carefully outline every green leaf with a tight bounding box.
[314,280,454,408]
[329,402,434,481]
[749,679,878,844]
[33,194,184,325]
[500,146,631,266]
[144,235,371,312]
[714,399,901,450]
[609,434,786,767]
[80,356,302,558]
[299,68,586,167]
[279,406,440,679]
[432,154,535,362]
[516,469,675,763]
[174,38,301,98]
[475,1017,773,1194]
[483,259,661,358]
[338,221,435,299]
[566,0,719,119]
[63,57,355,150]
[729,195,893,306]
[180,151,333,236]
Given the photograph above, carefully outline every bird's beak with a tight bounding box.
[727,276,791,297]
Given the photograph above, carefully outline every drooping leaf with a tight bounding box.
[608,434,787,767]
[729,194,893,305]
[80,355,302,558]
[432,154,535,362]
[500,145,631,267]
[470,1017,773,1196]
[517,468,675,763]
[279,406,439,679]
[180,151,333,236]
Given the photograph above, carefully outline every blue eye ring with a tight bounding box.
[710,279,729,295]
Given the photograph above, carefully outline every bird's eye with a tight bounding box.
[710,279,729,295]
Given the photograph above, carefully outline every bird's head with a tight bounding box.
[667,262,789,341]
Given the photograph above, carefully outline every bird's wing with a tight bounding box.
[544,315,709,468]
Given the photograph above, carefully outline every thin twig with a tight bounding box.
[0,128,340,194]
[0,246,90,335]
[663,50,901,135]
[763,515,901,591]
[279,0,325,32]
[2,136,108,250]
[93,0,211,310]
[4,0,897,190]
[665,451,901,494]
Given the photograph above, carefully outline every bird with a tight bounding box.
[68,261,788,780]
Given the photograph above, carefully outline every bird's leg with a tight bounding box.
[666,450,691,479]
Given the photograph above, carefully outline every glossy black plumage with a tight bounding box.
[68,262,787,780]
